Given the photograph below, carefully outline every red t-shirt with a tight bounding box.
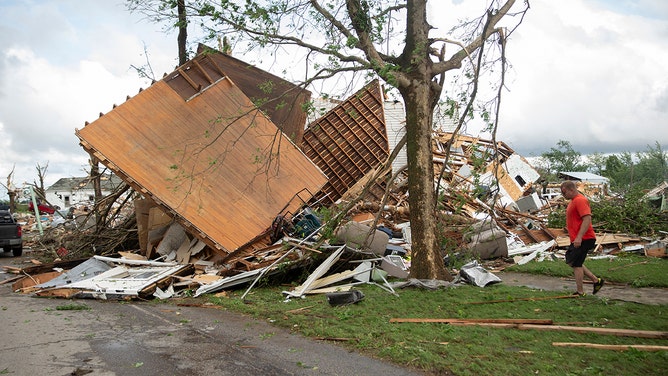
[566,193,596,242]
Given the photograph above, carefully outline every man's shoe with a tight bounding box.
[593,278,605,294]
[572,291,586,297]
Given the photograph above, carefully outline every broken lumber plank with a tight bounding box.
[520,324,668,339]
[0,275,23,285]
[390,320,668,339]
[390,318,553,325]
[552,342,668,352]
[1,265,22,273]
[465,294,578,304]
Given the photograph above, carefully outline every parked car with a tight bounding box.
[28,202,57,214]
[0,210,22,256]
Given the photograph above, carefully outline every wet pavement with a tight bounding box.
[0,249,426,376]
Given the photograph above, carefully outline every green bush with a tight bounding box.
[548,187,668,236]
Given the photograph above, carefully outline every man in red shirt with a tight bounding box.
[560,180,604,296]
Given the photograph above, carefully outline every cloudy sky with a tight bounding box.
[1,0,667,197]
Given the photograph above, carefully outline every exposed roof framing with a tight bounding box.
[302,80,389,205]
[76,64,327,255]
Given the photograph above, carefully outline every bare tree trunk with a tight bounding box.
[5,169,16,212]
[177,0,188,65]
[89,156,104,230]
[34,162,48,200]
[402,85,451,281]
[395,0,451,281]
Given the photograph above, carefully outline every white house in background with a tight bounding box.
[556,171,610,199]
[45,174,124,209]
[558,171,610,184]
[384,99,459,175]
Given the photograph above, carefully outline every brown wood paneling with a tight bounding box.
[195,45,310,146]
[76,78,327,253]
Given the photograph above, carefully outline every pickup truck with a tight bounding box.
[0,210,23,256]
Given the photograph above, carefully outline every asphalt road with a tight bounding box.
[0,249,425,376]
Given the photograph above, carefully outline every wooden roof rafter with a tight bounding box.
[302,80,389,205]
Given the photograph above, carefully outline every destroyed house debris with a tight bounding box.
[301,80,389,206]
[645,181,668,211]
[16,46,665,303]
[433,132,540,205]
[75,48,328,256]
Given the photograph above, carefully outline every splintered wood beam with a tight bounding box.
[390,320,668,339]
[203,54,226,77]
[177,67,202,92]
[192,59,214,84]
[552,342,668,352]
[390,318,553,325]
[521,324,668,339]
[465,294,578,304]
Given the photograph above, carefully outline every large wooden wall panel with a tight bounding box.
[77,78,326,252]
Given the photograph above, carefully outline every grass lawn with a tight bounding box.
[199,254,667,375]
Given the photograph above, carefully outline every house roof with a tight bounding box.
[76,51,327,254]
[47,174,124,192]
[558,171,609,183]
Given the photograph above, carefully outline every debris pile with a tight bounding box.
[6,46,667,301]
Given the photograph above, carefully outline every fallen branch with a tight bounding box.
[175,303,221,309]
[552,342,668,351]
[0,275,23,285]
[286,306,315,314]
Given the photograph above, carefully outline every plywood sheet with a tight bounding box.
[76,76,326,253]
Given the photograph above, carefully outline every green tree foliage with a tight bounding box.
[538,140,584,180]
[539,140,666,194]
[603,152,633,191]
[592,187,668,235]
[603,143,667,192]
[633,142,668,189]
[547,187,668,236]
[586,151,606,175]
